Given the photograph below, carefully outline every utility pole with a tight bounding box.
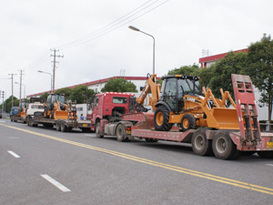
[8,73,16,108]
[51,49,64,92]
[18,69,24,107]
[1,91,4,115]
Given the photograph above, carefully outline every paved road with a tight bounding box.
[1,119,273,205]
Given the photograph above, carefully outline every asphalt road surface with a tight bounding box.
[1,119,273,205]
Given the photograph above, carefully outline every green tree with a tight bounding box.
[40,92,49,102]
[167,64,200,76]
[205,51,247,98]
[70,85,95,104]
[55,88,73,100]
[2,96,19,113]
[101,78,137,92]
[244,34,273,122]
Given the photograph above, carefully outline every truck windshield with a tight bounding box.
[113,97,127,104]
[31,105,44,109]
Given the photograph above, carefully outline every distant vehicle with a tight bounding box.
[10,106,19,122]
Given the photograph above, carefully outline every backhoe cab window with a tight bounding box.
[177,79,202,97]
[58,95,65,104]
[113,97,127,104]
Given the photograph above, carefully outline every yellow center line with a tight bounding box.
[1,123,273,196]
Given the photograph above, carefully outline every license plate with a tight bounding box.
[82,124,88,127]
[267,142,273,148]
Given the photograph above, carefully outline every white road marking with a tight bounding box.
[266,164,273,167]
[7,151,20,158]
[41,174,71,192]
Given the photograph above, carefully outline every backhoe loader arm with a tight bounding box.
[136,73,161,112]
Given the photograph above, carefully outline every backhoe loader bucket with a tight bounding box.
[55,110,68,120]
[208,107,239,130]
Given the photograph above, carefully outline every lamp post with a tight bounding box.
[129,26,156,74]
[38,70,53,92]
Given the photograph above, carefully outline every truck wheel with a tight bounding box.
[154,106,173,131]
[116,124,127,142]
[181,114,196,132]
[95,122,104,138]
[61,122,67,132]
[191,129,212,156]
[56,121,61,131]
[257,151,273,158]
[212,131,239,160]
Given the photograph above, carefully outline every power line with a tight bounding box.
[57,0,169,49]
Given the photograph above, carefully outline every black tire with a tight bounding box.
[95,121,104,138]
[181,114,196,132]
[116,124,127,142]
[257,151,273,158]
[27,116,30,126]
[56,121,61,131]
[154,106,173,131]
[212,131,239,160]
[61,122,67,132]
[191,129,212,156]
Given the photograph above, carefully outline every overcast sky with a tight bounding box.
[0,0,272,99]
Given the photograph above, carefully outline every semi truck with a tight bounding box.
[90,74,273,160]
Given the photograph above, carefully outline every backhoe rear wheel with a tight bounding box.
[181,114,196,132]
[154,106,173,131]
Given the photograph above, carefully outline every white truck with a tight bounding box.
[26,101,44,127]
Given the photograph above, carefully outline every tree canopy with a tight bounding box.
[0,96,19,113]
[101,78,137,92]
[70,85,95,104]
[243,34,273,121]
[167,64,200,76]
[200,51,247,98]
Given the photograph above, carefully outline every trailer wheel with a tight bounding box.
[181,114,196,132]
[56,121,61,131]
[95,122,104,138]
[257,151,273,158]
[61,122,67,132]
[191,129,212,156]
[154,106,173,131]
[116,124,127,142]
[212,131,239,160]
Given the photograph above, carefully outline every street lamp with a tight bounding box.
[38,70,53,92]
[129,26,156,74]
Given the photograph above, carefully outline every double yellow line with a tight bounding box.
[2,123,273,196]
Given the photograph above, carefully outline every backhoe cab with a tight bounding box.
[44,93,69,119]
[154,75,239,132]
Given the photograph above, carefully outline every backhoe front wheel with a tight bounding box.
[181,114,196,132]
[154,106,173,131]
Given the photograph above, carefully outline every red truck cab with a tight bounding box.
[90,92,135,132]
